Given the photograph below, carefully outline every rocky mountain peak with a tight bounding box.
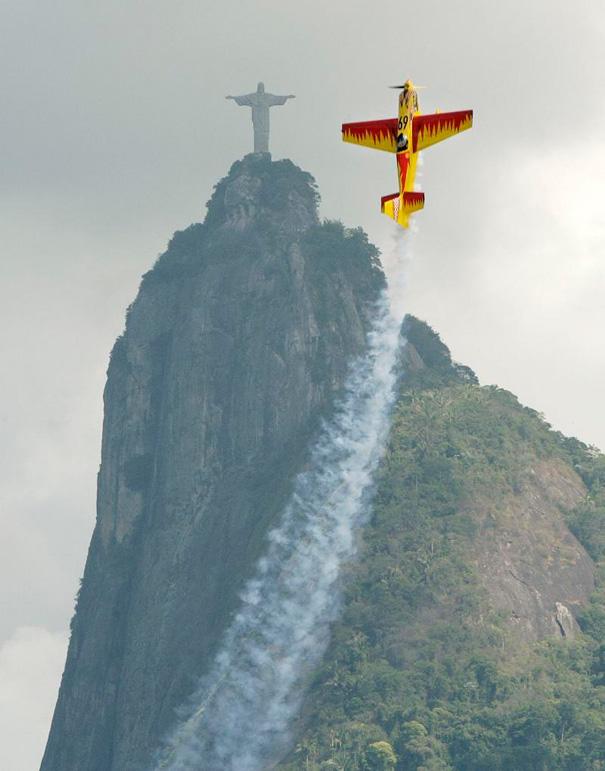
[205,154,320,233]
[41,157,384,771]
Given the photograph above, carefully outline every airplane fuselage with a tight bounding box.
[396,83,420,207]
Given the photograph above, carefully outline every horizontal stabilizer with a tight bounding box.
[381,191,425,228]
[402,191,425,213]
[412,110,473,152]
[342,118,398,153]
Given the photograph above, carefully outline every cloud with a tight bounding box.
[0,627,68,771]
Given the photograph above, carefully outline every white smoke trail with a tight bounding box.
[156,239,408,771]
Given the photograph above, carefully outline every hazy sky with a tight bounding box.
[1,2,604,768]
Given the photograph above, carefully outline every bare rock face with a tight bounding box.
[41,155,384,771]
[473,457,594,642]
[555,602,576,638]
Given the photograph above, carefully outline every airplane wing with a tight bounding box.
[412,110,473,152]
[342,118,398,153]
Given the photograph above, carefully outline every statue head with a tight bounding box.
[257,82,265,93]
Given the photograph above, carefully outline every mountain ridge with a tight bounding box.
[42,157,605,771]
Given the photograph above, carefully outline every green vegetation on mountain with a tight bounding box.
[283,319,605,771]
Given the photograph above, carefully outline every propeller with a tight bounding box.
[389,84,426,89]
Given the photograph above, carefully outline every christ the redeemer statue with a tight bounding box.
[226,82,295,154]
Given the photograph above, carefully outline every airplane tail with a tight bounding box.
[380,191,425,228]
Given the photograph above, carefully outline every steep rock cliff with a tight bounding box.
[42,155,385,771]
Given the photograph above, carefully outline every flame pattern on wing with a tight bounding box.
[412,110,473,152]
[342,119,398,153]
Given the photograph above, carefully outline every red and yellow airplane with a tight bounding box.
[342,80,472,228]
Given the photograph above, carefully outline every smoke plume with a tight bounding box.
[156,242,408,770]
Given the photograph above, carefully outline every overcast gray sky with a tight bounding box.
[1,2,604,767]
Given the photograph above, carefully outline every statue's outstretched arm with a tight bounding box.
[267,94,296,106]
[226,94,254,106]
